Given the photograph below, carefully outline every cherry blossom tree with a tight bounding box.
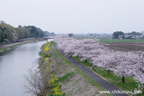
[54,35,144,85]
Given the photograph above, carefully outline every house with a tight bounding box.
[118,35,124,39]
[124,35,136,39]
[124,34,144,39]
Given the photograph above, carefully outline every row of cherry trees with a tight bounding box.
[54,35,144,85]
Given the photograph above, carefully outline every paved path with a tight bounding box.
[0,42,24,49]
[57,47,129,96]
[0,38,34,49]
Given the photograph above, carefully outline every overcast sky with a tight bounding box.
[0,0,144,34]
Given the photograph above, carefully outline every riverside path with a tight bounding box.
[57,46,129,96]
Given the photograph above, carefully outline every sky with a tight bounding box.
[0,0,144,34]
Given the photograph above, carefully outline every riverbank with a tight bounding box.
[0,38,43,54]
[36,41,108,96]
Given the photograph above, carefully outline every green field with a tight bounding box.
[99,39,144,42]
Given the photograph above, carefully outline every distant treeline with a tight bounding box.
[0,21,46,43]
[112,31,144,39]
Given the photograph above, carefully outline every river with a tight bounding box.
[0,41,48,96]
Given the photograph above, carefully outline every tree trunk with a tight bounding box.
[108,70,110,75]
[90,63,92,67]
[143,87,144,94]
[92,66,95,69]
[122,76,125,83]
[68,54,72,58]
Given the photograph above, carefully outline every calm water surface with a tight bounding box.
[0,41,47,96]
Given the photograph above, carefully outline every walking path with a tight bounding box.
[0,38,34,49]
[0,42,24,49]
[57,47,129,96]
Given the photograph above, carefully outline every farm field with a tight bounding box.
[99,39,144,43]
[100,39,144,51]
[101,42,144,51]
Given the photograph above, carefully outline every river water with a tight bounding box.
[0,41,47,96]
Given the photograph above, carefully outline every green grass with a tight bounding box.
[72,56,143,96]
[73,36,95,40]
[99,39,144,43]
[58,72,74,82]
[92,67,138,91]
[72,57,91,67]
[51,41,112,96]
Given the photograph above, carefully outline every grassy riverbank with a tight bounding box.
[38,41,109,96]
[0,39,43,54]
[72,57,143,96]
